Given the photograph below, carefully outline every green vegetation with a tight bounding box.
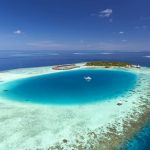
[86,61,131,67]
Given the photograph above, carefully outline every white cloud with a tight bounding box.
[14,29,22,35]
[99,9,112,18]
[119,31,124,34]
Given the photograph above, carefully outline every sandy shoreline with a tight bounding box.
[0,63,150,149]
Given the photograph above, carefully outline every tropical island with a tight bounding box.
[85,61,132,68]
[51,61,140,71]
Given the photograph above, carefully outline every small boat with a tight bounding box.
[84,76,92,81]
[136,64,141,68]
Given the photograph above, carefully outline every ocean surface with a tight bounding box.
[0,50,150,71]
[0,69,136,105]
[0,50,150,149]
[124,122,150,150]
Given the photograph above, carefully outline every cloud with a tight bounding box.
[27,41,64,49]
[14,29,22,35]
[144,55,150,58]
[119,31,124,34]
[122,39,127,42]
[99,9,112,18]
[135,25,148,30]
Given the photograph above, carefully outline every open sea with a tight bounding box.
[0,50,150,149]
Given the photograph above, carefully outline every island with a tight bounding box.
[52,64,79,70]
[85,61,132,68]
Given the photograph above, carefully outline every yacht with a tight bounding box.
[84,76,92,81]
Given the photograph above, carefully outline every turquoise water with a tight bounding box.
[0,69,137,105]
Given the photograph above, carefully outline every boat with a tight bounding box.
[132,64,141,68]
[136,64,141,68]
[84,76,92,81]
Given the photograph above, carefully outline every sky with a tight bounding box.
[0,0,150,51]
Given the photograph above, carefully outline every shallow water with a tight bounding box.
[0,69,136,105]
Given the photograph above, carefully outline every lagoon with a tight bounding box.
[0,69,137,105]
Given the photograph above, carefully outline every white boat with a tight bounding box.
[136,64,141,68]
[133,64,141,68]
[84,76,92,81]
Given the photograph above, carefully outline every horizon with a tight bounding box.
[0,0,150,51]
[1,49,150,52]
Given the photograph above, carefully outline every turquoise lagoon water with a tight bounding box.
[0,69,137,105]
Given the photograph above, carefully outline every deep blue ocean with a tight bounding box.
[0,50,150,149]
[0,50,150,71]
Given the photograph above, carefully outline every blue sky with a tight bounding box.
[0,0,150,51]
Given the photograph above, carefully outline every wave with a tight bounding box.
[100,52,113,55]
[144,56,150,58]
[73,52,113,55]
